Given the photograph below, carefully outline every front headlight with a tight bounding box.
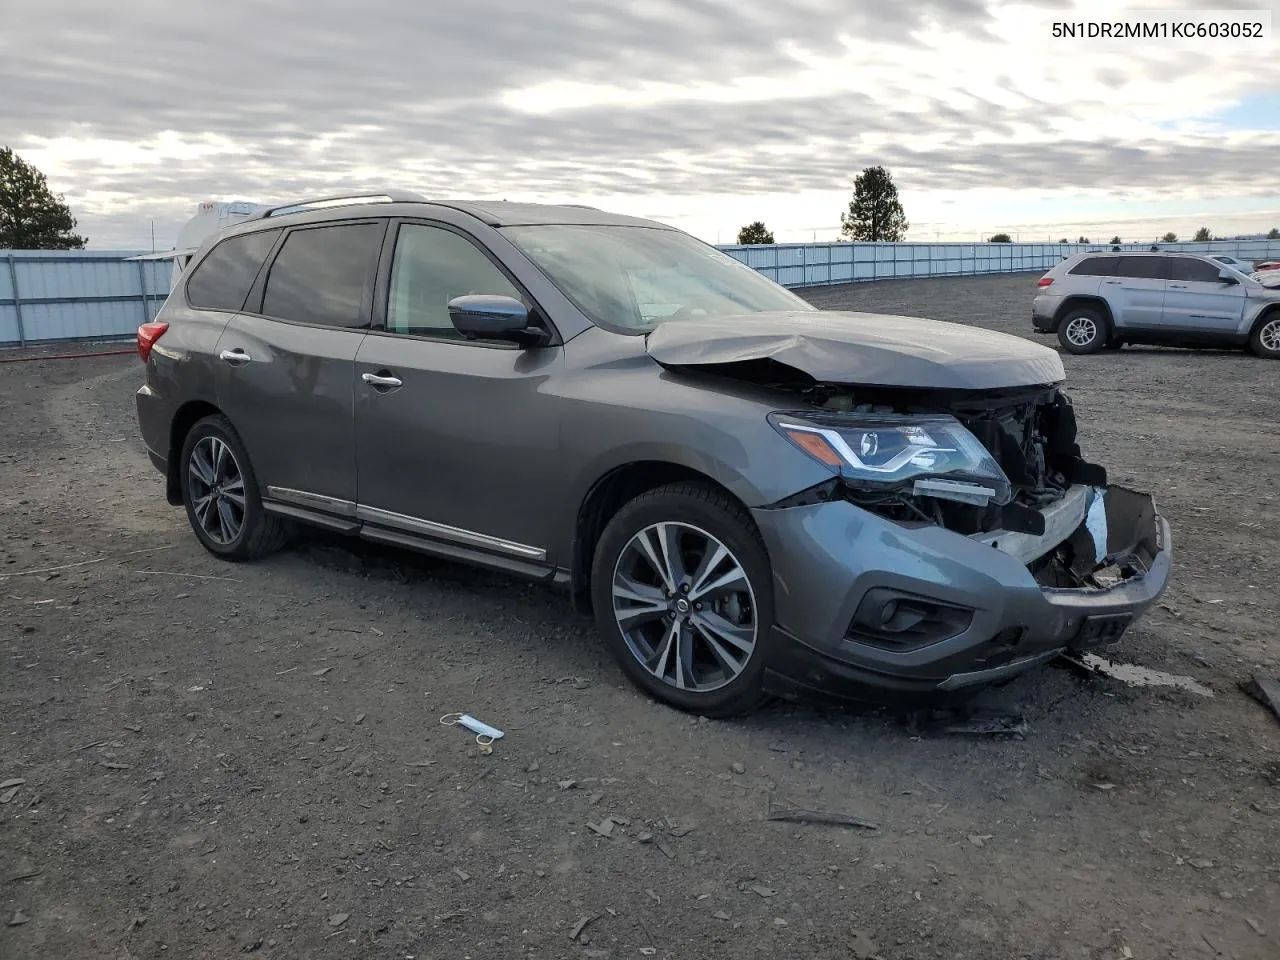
[768,411,1013,506]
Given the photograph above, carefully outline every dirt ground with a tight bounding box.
[2,272,1278,960]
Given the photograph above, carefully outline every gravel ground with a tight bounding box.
[2,271,1278,960]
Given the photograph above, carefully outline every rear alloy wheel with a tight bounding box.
[180,414,288,561]
[591,482,774,716]
[1057,307,1108,354]
[1250,315,1280,359]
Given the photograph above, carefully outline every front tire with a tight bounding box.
[1057,306,1109,354]
[590,482,774,717]
[1249,314,1280,359]
[179,414,288,561]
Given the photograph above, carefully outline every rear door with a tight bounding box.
[213,219,386,511]
[352,219,564,570]
[1103,255,1168,329]
[1162,256,1247,334]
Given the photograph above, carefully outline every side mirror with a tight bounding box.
[1217,270,1239,285]
[447,295,547,346]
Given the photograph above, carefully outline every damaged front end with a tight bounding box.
[726,360,1163,596]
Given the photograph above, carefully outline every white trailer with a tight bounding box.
[126,199,270,289]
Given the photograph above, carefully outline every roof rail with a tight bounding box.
[253,191,427,220]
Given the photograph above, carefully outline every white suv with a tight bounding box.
[1032,252,1280,358]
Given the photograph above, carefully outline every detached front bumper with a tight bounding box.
[751,485,1172,703]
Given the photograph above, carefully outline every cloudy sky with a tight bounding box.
[3,0,1278,248]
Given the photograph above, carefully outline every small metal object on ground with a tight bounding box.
[766,802,878,830]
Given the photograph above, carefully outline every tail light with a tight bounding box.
[137,321,169,362]
[1036,276,1054,288]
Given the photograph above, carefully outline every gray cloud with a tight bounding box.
[2,0,1276,246]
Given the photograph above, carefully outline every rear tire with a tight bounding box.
[1057,306,1108,354]
[1249,314,1280,359]
[590,482,774,717]
[179,414,288,561]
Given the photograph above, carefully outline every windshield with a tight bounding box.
[502,224,814,333]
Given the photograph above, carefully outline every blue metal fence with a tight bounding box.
[717,238,1280,287]
[3,239,1279,347]
[1,250,171,347]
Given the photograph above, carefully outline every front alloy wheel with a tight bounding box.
[611,521,757,693]
[1251,315,1280,358]
[591,482,775,716]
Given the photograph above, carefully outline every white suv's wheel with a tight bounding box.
[1250,314,1280,359]
[1057,307,1108,354]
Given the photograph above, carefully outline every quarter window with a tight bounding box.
[1068,256,1117,277]
[261,223,383,328]
[386,224,523,339]
[185,229,281,311]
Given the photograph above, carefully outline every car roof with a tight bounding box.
[217,194,673,235]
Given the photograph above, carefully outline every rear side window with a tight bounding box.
[1116,256,1169,280]
[261,223,383,328]
[1171,258,1223,283]
[1068,256,1117,277]
[185,229,280,311]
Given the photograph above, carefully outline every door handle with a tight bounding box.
[1168,283,1188,289]
[219,348,252,364]
[362,372,403,388]
[1102,280,1121,285]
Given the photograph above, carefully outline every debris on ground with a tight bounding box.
[1244,917,1265,936]
[327,912,349,928]
[8,910,30,926]
[936,712,1029,737]
[588,817,628,838]
[0,779,24,803]
[569,914,599,941]
[749,884,776,898]
[967,834,993,848]
[730,762,745,774]
[452,868,470,882]
[1240,675,1280,723]
[1058,653,1214,697]
[712,910,731,921]
[10,859,41,882]
[766,803,878,831]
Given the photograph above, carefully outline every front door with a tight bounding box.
[353,220,564,569]
[1103,255,1168,330]
[214,220,385,508]
[1162,257,1248,335]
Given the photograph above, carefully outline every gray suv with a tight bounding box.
[135,193,1172,715]
[1033,250,1280,357]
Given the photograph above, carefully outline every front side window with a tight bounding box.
[386,224,523,339]
[261,222,382,328]
[503,224,813,333]
[1171,258,1223,283]
[185,229,281,311]
[1116,256,1169,280]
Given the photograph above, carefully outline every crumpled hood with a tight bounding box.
[645,310,1066,390]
